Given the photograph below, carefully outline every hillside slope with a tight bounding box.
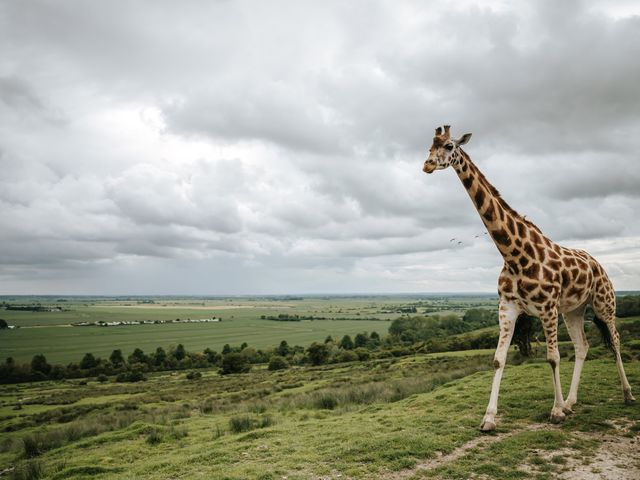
[1,354,638,479]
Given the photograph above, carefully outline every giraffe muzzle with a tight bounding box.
[423,162,437,174]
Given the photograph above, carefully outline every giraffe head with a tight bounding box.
[423,125,472,174]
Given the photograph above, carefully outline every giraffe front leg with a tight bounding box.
[542,309,567,424]
[480,300,520,432]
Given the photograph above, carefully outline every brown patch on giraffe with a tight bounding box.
[517,279,538,295]
[483,201,496,222]
[492,228,511,247]
[530,230,542,245]
[548,250,560,260]
[567,286,583,299]
[535,244,546,262]
[462,176,474,189]
[474,188,486,209]
[514,238,522,248]
[523,242,535,259]
[561,270,571,289]
[576,272,587,285]
[500,277,513,292]
[547,259,562,271]
[493,359,501,369]
[542,267,556,282]
[530,290,548,304]
[506,216,516,235]
[523,263,540,279]
[517,222,527,238]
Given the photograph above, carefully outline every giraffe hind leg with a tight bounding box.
[593,315,636,405]
[592,269,635,404]
[563,306,589,412]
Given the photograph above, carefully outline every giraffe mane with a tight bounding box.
[460,150,543,234]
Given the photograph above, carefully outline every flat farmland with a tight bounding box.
[0,318,390,364]
[0,295,498,364]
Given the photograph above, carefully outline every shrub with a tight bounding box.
[338,350,358,363]
[268,355,289,371]
[228,414,274,433]
[146,429,163,445]
[313,393,338,410]
[306,342,329,366]
[219,353,251,375]
[229,415,254,433]
[116,370,146,383]
[13,460,44,480]
[96,374,108,383]
[186,371,202,380]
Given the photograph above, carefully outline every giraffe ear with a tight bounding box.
[456,133,472,146]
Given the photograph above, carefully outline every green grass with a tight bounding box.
[0,349,638,479]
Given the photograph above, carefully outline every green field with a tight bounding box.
[0,351,638,479]
[1,319,392,365]
[0,295,498,364]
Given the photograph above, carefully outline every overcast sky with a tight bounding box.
[0,0,639,295]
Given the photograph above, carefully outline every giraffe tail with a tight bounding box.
[592,315,614,351]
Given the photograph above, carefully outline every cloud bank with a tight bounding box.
[0,0,639,294]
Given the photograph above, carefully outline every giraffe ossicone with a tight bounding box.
[423,125,635,432]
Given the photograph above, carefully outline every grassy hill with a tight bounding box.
[1,349,638,479]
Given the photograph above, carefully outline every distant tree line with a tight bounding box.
[0,331,384,384]
[3,300,639,385]
[617,295,640,318]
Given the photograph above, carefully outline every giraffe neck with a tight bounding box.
[452,151,545,267]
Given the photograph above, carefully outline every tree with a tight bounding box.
[31,354,51,375]
[306,342,329,366]
[339,335,354,350]
[219,352,251,375]
[268,355,289,371]
[203,348,220,365]
[354,333,368,348]
[173,344,186,361]
[240,342,248,351]
[128,348,147,365]
[80,353,98,370]
[222,344,232,355]
[370,331,381,346]
[0,319,8,329]
[277,340,290,357]
[324,335,334,344]
[153,347,167,366]
[110,349,125,366]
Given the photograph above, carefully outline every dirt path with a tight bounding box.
[387,423,551,480]
[385,421,640,480]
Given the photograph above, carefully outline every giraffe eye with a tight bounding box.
[444,144,454,151]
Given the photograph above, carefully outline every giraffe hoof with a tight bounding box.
[562,406,574,415]
[480,419,496,432]
[624,395,636,406]
[549,412,566,424]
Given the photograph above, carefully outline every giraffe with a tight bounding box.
[422,125,635,432]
